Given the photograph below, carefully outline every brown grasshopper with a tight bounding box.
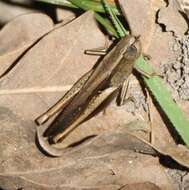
[35,35,142,156]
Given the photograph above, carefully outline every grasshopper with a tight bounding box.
[36,35,142,156]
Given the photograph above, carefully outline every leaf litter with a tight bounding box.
[0,13,54,78]
[0,0,189,189]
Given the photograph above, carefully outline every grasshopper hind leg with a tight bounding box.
[52,87,118,143]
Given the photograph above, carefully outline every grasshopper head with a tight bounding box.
[123,35,142,61]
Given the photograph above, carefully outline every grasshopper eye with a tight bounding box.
[123,45,138,60]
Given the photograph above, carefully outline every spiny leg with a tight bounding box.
[117,75,138,107]
[35,69,93,125]
[146,88,154,144]
[119,76,131,106]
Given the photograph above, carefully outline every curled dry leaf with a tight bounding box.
[118,120,189,169]
[140,96,189,169]
[158,0,188,37]
[140,138,189,169]
[135,132,189,169]
[0,114,173,189]
[0,13,54,77]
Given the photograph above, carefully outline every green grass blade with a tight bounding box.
[34,0,120,37]
[135,57,189,145]
[68,0,119,15]
[35,0,77,8]
[94,13,119,38]
[36,0,120,15]
[68,0,119,37]
[102,0,128,37]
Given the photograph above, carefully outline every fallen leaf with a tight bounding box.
[0,114,173,189]
[0,1,35,25]
[56,7,76,22]
[0,11,105,120]
[149,97,189,168]
[0,9,142,159]
[158,0,188,37]
[146,28,178,70]
[0,13,54,77]
[116,120,189,169]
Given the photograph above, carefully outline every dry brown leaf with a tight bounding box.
[0,9,138,156]
[0,114,174,189]
[0,1,35,25]
[146,28,178,70]
[0,13,54,77]
[0,11,105,119]
[158,0,188,37]
[148,101,189,169]
[138,97,189,169]
[56,8,76,22]
[141,138,189,169]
